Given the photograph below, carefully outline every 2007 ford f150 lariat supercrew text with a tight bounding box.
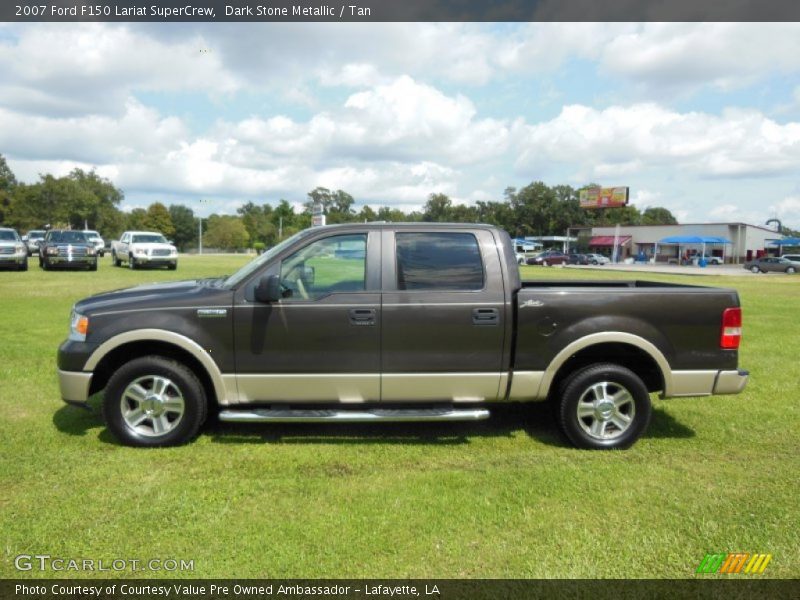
[57,223,748,449]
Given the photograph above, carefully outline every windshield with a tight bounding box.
[48,231,88,243]
[28,231,45,239]
[0,230,19,242]
[223,229,314,288]
[132,234,167,243]
[84,231,100,238]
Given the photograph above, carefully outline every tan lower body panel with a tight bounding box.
[381,373,503,402]
[229,374,380,403]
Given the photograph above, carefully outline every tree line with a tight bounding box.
[1,153,697,252]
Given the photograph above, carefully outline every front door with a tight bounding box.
[232,231,381,403]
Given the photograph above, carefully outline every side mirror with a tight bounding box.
[255,274,283,303]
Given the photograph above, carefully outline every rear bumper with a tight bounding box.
[58,369,92,405]
[666,369,749,398]
[713,369,749,395]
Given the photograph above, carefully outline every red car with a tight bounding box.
[526,250,569,266]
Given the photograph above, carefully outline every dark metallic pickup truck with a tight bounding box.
[58,223,748,449]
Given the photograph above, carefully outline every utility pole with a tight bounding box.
[198,199,209,255]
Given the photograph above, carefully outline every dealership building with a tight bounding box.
[571,223,784,264]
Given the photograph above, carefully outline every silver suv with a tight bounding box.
[0,228,28,271]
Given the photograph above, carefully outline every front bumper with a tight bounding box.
[46,256,97,266]
[0,254,26,265]
[133,254,177,264]
[59,369,93,405]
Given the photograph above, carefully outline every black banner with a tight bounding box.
[3,579,800,600]
[4,0,800,23]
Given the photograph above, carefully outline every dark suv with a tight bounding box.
[40,230,98,271]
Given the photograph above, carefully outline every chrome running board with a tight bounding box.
[218,407,490,423]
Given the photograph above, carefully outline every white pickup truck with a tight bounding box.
[110,231,178,270]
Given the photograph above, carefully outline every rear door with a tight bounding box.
[380,228,507,402]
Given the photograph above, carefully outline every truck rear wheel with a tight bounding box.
[556,363,651,450]
[102,356,207,447]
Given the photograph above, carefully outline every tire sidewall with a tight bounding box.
[103,357,207,447]
[558,363,652,450]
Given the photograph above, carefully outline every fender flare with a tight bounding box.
[536,331,672,398]
[84,329,230,404]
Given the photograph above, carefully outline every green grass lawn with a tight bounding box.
[0,256,797,579]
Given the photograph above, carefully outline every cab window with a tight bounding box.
[279,234,367,301]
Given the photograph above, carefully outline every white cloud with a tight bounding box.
[768,196,800,230]
[514,103,800,179]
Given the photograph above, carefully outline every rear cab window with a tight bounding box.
[395,232,484,290]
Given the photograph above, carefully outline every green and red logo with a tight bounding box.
[696,553,772,575]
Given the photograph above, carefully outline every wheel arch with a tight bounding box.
[85,329,228,406]
[540,332,671,399]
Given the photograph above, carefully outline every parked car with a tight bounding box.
[23,230,46,257]
[780,254,800,264]
[567,253,589,265]
[743,257,797,274]
[83,230,105,257]
[0,228,28,271]
[39,230,98,271]
[58,223,748,449]
[111,231,178,270]
[584,253,610,265]
[695,254,724,265]
[526,250,569,266]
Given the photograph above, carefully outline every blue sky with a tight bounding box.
[0,22,799,228]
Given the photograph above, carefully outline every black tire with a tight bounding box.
[89,261,97,271]
[19,260,28,272]
[42,259,49,271]
[592,260,598,265]
[556,362,652,450]
[113,251,121,267]
[168,262,177,270]
[129,254,137,269]
[102,356,208,447]
[786,267,796,274]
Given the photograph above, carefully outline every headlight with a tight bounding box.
[86,247,96,256]
[69,311,89,342]
[134,247,148,256]
[15,244,26,254]
[46,246,58,255]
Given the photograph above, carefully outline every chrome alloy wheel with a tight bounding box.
[120,375,185,437]
[576,381,635,440]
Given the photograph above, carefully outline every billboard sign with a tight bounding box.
[579,186,629,209]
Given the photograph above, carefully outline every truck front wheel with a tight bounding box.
[102,356,208,447]
[556,363,651,450]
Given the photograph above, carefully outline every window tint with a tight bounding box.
[0,230,18,241]
[280,234,367,301]
[396,232,484,290]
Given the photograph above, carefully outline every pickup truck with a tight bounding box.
[57,223,748,449]
[110,231,178,270]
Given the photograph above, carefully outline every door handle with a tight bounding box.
[472,307,499,326]
[349,308,376,326]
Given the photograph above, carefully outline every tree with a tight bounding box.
[169,204,196,251]
[0,154,17,224]
[238,201,277,246]
[143,202,175,238]
[376,206,408,222]
[203,215,249,250]
[641,206,679,225]
[357,205,377,223]
[127,208,148,230]
[422,193,453,222]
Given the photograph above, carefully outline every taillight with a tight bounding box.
[720,307,742,349]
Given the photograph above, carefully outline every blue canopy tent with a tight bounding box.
[657,235,732,265]
[768,238,800,254]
